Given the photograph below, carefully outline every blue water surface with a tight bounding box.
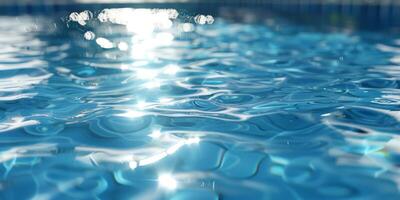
[1,5,400,200]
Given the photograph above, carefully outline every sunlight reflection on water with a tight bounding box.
[0,5,400,200]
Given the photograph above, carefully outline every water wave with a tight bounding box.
[0,8,400,199]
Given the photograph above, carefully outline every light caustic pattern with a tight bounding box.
[0,7,400,200]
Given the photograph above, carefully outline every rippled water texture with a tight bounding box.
[1,7,400,199]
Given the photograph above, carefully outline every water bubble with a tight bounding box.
[84,31,95,40]
[195,15,214,25]
[167,9,179,19]
[69,12,80,21]
[79,10,93,21]
[206,15,214,24]
[97,10,108,22]
[194,15,207,25]
[69,10,93,26]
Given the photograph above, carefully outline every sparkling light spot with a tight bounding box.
[139,152,167,166]
[136,100,150,110]
[127,20,155,35]
[118,42,129,51]
[149,129,162,139]
[163,64,180,75]
[186,137,200,145]
[96,37,113,49]
[143,80,162,89]
[117,110,144,118]
[120,64,129,70]
[135,69,159,80]
[166,141,185,155]
[154,32,174,46]
[158,174,177,190]
[182,23,194,32]
[159,97,174,104]
[129,161,138,170]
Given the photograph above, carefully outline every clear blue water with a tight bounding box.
[1,6,400,200]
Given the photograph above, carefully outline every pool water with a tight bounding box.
[1,5,400,200]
